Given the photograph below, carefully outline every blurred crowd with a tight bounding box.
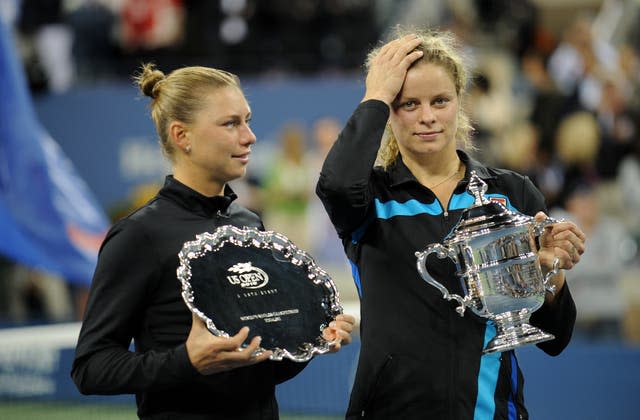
[1,0,381,93]
[1,0,640,343]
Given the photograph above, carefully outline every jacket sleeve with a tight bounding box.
[272,360,308,384]
[521,176,577,356]
[315,100,389,239]
[71,219,200,395]
[530,281,577,356]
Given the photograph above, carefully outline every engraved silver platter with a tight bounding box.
[177,225,343,362]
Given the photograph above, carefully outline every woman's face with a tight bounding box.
[186,86,256,184]
[389,62,459,162]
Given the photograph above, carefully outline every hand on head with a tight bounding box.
[185,314,272,375]
[363,34,424,105]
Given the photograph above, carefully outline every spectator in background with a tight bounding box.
[494,120,541,181]
[3,264,73,323]
[306,117,343,258]
[551,179,636,339]
[0,256,11,319]
[262,122,313,250]
[10,0,383,86]
[465,61,518,167]
[473,0,541,59]
[305,116,357,301]
[554,111,601,194]
[618,43,640,110]
[617,139,640,239]
[594,77,639,179]
[547,14,618,113]
[250,0,378,73]
[116,0,185,75]
[229,174,266,219]
[119,0,184,52]
[374,0,453,39]
[16,0,74,93]
[515,48,567,153]
[66,0,118,84]
[107,181,163,223]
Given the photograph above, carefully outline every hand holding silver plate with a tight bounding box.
[415,171,561,354]
[178,225,343,362]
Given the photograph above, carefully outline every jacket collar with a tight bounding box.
[158,175,237,217]
[386,150,495,188]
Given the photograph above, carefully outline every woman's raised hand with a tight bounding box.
[362,34,424,106]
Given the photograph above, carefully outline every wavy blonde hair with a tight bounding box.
[133,63,241,162]
[366,28,474,168]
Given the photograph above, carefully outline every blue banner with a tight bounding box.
[0,18,109,285]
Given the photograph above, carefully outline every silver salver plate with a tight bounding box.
[177,225,343,362]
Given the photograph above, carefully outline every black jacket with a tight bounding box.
[71,175,306,420]
[316,100,576,420]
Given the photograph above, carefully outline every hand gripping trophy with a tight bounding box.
[416,171,560,354]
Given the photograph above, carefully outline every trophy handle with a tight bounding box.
[415,244,467,316]
[543,257,560,294]
[532,215,560,236]
[533,216,563,295]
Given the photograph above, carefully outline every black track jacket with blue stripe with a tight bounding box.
[316,100,577,420]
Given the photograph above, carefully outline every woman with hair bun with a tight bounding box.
[71,63,355,420]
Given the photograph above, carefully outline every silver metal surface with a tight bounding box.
[416,171,560,353]
[177,225,343,362]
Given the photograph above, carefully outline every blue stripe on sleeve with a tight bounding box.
[349,259,363,298]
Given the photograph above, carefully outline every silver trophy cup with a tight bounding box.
[415,171,559,354]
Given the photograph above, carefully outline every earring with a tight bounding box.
[185,145,191,153]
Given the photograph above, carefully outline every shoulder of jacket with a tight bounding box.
[227,202,263,225]
[484,166,531,186]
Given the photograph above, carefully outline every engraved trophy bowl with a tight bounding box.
[415,171,560,354]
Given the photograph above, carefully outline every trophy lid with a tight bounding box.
[445,171,531,241]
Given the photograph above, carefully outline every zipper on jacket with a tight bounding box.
[443,178,466,220]
[443,199,450,220]
[430,195,449,220]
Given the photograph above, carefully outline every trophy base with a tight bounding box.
[483,310,555,354]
